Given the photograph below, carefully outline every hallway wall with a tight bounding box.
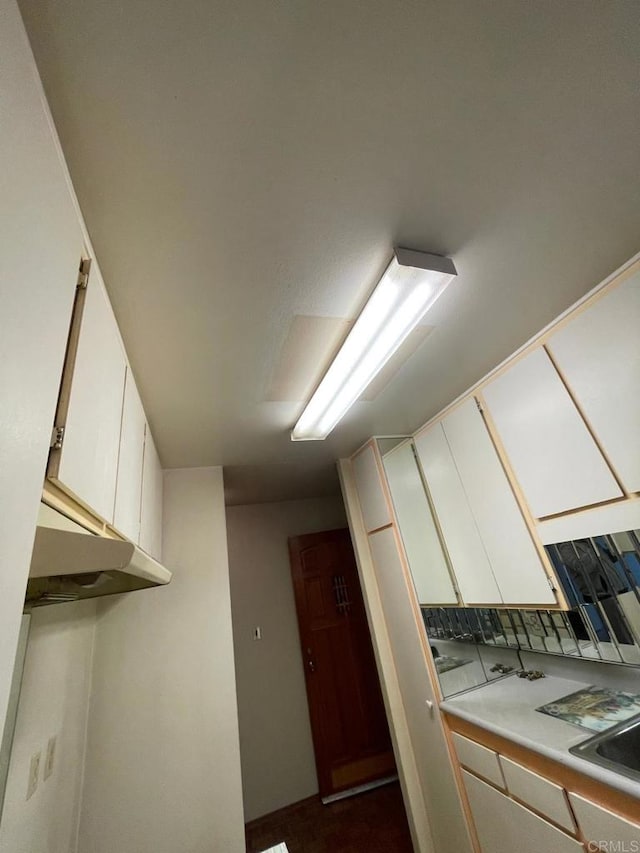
[78,467,245,853]
[227,495,347,822]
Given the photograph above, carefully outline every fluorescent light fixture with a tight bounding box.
[291,248,457,441]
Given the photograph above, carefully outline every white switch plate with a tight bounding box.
[27,751,41,800]
[44,735,57,780]
[253,626,262,641]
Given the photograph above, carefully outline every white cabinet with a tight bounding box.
[352,445,391,533]
[140,427,163,560]
[452,733,504,789]
[548,269,640,493]
[443,398,556,605]
[113,367,146,542]
[569,792,640,849]
[414,422,501,605]
[367,528,473,853]
[416,399,556,606]
[462,771,583,853]
[499,756,575,832]
[47,264,127,524]
[482,347,622,518]
[382,442,458,605]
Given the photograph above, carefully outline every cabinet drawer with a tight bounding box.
[452,733,504,788]
[568,792,640,849]
[462,771,584,853]
[499,755,575,832]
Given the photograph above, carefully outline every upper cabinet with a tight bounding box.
[113,367,146,543]
[352,445,392,533]
[47,264,127,523]
[382,442,458,605]
[546,268,640,494]
[47,261,164,556]
[482,347,622,519]
[414,422,501,605]
[416,399,557,607]
[140,427,163,560]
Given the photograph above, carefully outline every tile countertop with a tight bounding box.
[440,673,640,801]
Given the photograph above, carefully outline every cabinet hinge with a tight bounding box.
[546,575,557,592]
[77,259,91,290]
[50,425,65,450]
[475,397,483,413]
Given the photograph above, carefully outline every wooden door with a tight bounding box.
[289,528,395,801]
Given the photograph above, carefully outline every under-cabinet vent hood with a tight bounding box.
[26,504,172,606]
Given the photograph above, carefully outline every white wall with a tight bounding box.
[226,495,347,822]
[0,0,83,740]
[78,467,245,853]
[0,601,96,853]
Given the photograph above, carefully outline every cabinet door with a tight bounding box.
[113,367,145,542]
[414,422,501,605]
[352,445,391,533]
[499,756,575,832]
[382,442,458,604]
[49,267,127,523]
[442,398,556,606]
[140,427,163,560]
[462,771,583,853]
[367,529,473,853]
[548,269,640,493]
[568,792,640,849]
[483,347,622,518]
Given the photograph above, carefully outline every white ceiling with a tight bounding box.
[18,0,640,504]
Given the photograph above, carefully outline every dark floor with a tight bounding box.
[245,781,414,853]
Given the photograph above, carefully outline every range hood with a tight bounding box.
[26,504,172,606]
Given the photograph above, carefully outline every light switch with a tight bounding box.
[253,626,262,641]
[27,751,41,800]
[44,735,57,780]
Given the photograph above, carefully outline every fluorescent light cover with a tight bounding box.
[291,249,457,440]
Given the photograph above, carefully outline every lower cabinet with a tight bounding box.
[461,770,584,853]
[569,792,640,849]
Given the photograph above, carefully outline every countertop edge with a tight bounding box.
[440,699,640,802]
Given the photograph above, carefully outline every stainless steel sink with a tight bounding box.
[570,713,640,783]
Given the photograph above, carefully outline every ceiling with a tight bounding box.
[18,0,640,504]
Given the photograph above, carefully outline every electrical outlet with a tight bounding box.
[44,736,57,781]
[27,751,41,800]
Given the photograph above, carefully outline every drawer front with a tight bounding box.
[452,732,505,789]
[462,771,584,853]
[569,792,640,849]
[499,755,576,833]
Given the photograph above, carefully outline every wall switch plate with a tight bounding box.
[253,626,262,641]
[27,751,41,800]
[44,735,57,780]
